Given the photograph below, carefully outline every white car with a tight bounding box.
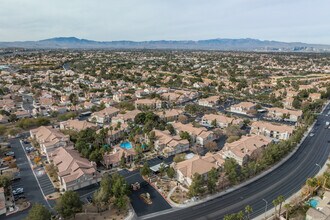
[310,133,315,137]
[12,188,24,195]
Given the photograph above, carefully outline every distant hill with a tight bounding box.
[0,37,329,52]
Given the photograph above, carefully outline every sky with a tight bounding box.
[0,0,329,44]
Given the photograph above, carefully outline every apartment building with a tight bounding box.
[173,152,224,186]
[30,126,70,161]
[135,98,163,110]
[201,114,242,128]
[266,107,302,122]
[198,96,219,108]
[250,121,294,140]
[60,119,96,131]
[102,145,136,169]
[221,135,272,165]
[153,129,189,157]
[172,122,215,146]
[50,147,101,191]
[229,102,256,115]
[90,107,119,124]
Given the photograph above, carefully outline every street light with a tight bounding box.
[262,199,268,220]
[316,163,322,172]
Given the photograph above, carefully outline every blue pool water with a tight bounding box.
[309,199,319,208]
[120,141,133,150]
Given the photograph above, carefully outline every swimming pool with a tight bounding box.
[309,198,319,208]
[120,141,133,150]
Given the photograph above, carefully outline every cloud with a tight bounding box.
[0,0,329,44]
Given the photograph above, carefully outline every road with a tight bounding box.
[21,94,34,111]
[143,105,330,220]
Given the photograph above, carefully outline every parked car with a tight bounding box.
[12,188,24,195]
[14,194,26,201]
[86,196,93,203]
[25,146,35,153]
[5,151,15,157]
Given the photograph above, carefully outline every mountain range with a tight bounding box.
[0,37,329,52]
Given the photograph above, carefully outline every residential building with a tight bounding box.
[198,96,219,108]
[309,93,322,102]
[90,107,119,124]
[135,98,163,110]
[156,109,183,122]
[50,147,101,191]
[102,145,136,169]
[60,119,96,131]
[201,114,242,128]
[221,135,272,165]
[266,107,302,122]
[112,109,141,124]
[153,129,189,157]
[250,121,294,140]
[172,122,215,146]
[30,126,70,161]
[229,102,256,115]
[173,152,224,186]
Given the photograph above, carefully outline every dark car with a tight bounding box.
[86,196,93,203]
[14,194,26,201]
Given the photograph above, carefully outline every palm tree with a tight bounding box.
[277,195,285,218]
[272,198,279,218]
[245,205,253,220]
[306,177,318,195]
[284,203,291,220]
[323,172,330,188]
[236,211,244,220]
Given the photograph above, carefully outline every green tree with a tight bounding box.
[284,203,291,220]
[207,167,219,193]
[166,124,176,135]
[159,163,166,177]
[188,173,204,197]
[277,195,285,217]
[224,158,242,184]
[0,175,11,189]
[166,167,176,179]
[69,93,79,107]
[245,205,253,220]
[211,119,217,127]
[140,162,151,177]
[179,131,191,142]
[26,203,51,220]
[93,173,112,212]
[292,97,301,109]
[55,191,83,218]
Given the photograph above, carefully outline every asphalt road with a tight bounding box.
[21,94,34,111]
[143,106,330,220]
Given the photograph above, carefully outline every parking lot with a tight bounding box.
[120,169,171,216]
[7,138,55,220]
